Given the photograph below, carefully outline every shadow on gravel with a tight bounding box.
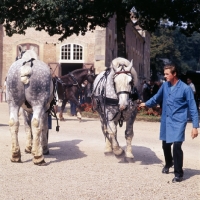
[45,139,87,164]
[0,123,8,127]
[123,145,162,165]
[182,168,200,180]
[116,145,162,165]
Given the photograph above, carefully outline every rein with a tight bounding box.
[114,71,131,75]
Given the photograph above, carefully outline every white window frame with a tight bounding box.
[59,43,84,63]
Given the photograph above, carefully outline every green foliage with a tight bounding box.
[0,1,200,57]
[150,27,200,78]
[1,1,200,38]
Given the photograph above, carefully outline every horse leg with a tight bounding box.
[59,100,67,121]
[9,105,21,162]
[107,121,124,156]
[41,113,49,155]
[22,109,32,154]
[99,116,112,154]
[31,106,45,165]
[76,106,82,122]
[70,93,82,121]
[125,111,137,160]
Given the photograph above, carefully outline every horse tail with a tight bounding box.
[20,59,34,84]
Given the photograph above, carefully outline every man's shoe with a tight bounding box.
[162,163,173,174]
[162,167,170,174]
[172,177,183,183]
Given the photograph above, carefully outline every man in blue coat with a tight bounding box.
[140,64,199,183]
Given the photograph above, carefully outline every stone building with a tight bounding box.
[0,16,150,89]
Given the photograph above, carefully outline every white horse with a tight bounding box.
[92,57,138,161]
[6,46,53,165]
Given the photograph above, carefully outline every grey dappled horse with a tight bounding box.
[92,57,138,161]
[6,47,53,165]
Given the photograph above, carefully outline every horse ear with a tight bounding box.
[130,59,133,67]
[129,59,138,86]
[30,46,34,50]
[18,45,23,53]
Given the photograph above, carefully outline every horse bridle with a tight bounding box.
[112,69,133,127]
[113,70,133,96]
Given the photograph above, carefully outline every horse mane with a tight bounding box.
[20,47,38,84]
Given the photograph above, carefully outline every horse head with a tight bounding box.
[86,67,95,83]
[111,57,138,111]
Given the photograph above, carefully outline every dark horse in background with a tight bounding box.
[53,67,95,121]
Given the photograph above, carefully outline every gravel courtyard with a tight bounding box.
[0,102,199,200]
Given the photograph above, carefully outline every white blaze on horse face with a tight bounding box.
[114,74,132,110]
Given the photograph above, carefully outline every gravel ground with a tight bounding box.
[0,102,200,200]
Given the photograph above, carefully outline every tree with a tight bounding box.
[150,27,200,80]
[0,0,200,57]
[150,28,181,80]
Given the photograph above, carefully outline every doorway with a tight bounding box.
[61,63,83,76]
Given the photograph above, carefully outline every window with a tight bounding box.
[60,44,83,63]
[61,44,71,60]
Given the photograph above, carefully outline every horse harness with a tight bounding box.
[92,67,137,128]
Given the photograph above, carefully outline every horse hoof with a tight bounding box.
[104,152,113,156]
[113,148,124,157]
[34,159,46,166]
[43,150,49,155]
[11,158,22,163]
[77,117,82,122]
[124,157,134,163]
[25,149,31,154]
[114,150,125,158]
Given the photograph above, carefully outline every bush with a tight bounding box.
[137,106,162,116]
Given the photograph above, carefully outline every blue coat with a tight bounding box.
[145,80,199,143]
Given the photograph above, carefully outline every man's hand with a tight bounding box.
[139,102,146,107]
[191,128,198,139]
[139,103,145,107]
